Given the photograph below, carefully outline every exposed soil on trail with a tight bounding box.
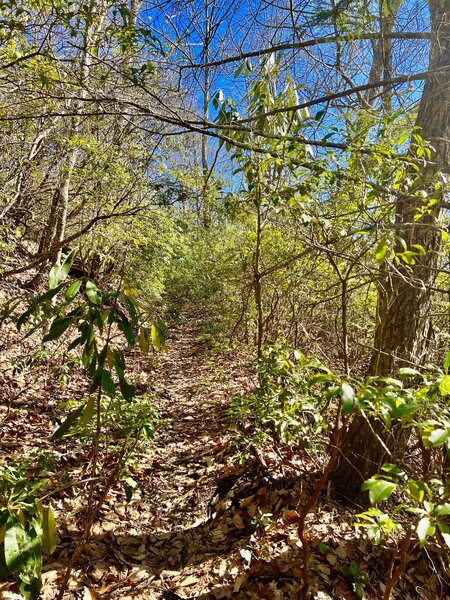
[1,309,449,600]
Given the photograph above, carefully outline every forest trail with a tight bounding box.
[94,314,257,599]
[2,312,447,600]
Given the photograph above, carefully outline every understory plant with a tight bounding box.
[230,342,450,598]
[1,249,165,599]
[0,462,57,600]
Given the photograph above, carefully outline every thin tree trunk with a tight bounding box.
[254,199,264,359]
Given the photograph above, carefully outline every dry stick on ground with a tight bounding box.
[297,404,348,599]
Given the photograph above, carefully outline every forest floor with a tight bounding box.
[0,303,449,600]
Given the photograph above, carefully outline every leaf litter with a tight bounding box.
[0,296,449,599]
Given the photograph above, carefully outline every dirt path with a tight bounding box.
[3,313,446,600]
[100,314,255,599]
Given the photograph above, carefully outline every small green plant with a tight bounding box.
[6,249,165,599]
[229,342,331,445]
[0,463,57,600]
[341,560,369,599]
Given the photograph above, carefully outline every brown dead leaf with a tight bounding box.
[233,574,246,593]
[177,575,200,587]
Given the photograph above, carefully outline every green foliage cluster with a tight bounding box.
[0,462,56,600]
[1,250,164,597]
[230,342,450,558]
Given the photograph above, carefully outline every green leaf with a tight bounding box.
[118,314,136,346]
[80,397,95,426]
[65,279,82,302]
[379,377,403,388]
[151,316,168,352]
[101,370,116,397]
[437,520,450,548]
[114,349,126,376]
[407,480,428,503]
[17,307,35,330]
[124,294,139,326]
[375,240,387,262]
[43,316,75,342]
[139,327,150,354]
[39,508,57,555]
[397,367,421,377]
[428,428,448,447]
[341,383,355,415]
[308,373,332,386]
[35,282,67,304]
[123,477,137,502]
[417,516,435,547]
[435,503,450,516]
[49,249,76,289]
[85,280,102,306]
[4,517,42,597]
[440,375,450,396]
[361,479,397,505]
[52,404,85,440]
[118,376,135,401]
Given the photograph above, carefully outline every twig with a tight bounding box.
[297,405,347,598]
[383,526,414,600]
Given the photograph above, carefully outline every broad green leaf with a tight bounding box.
[40,508,57,555]
[4,517,40,577]
[81,397,95,426]
[65,279,82,302]
[90,366,103,393]
[391,402,420,421]
[17,307,34,330]
[308,373,332,386]
[341,383,355,416]
[437,520,450,548]
[43,316,75,342]
[362,479,396,505]
[379,377,403,388]
[35,282,66,304]
[381,463,404,476]
[151,316,168,352]
[49,249,76,289]
[67,335,83,351]
[397,367,421,377]
[118,376,135,401]
[407,480,428,503]
[375,240,387,262]
[435,503,450,516]
[52,404,85,440]
[440,375,450,396]
[85,280,102,306]
[101,370,116,397]
[124,294,139,325]
[139,327,150,354]
[417,516,435,547]
[118,315,136,346]
[114,349,126,376]
[428,428,448,447]
[123,477,137,502]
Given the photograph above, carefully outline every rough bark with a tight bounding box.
[331,0,450,502]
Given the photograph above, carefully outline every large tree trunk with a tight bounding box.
[331,0,450,502]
